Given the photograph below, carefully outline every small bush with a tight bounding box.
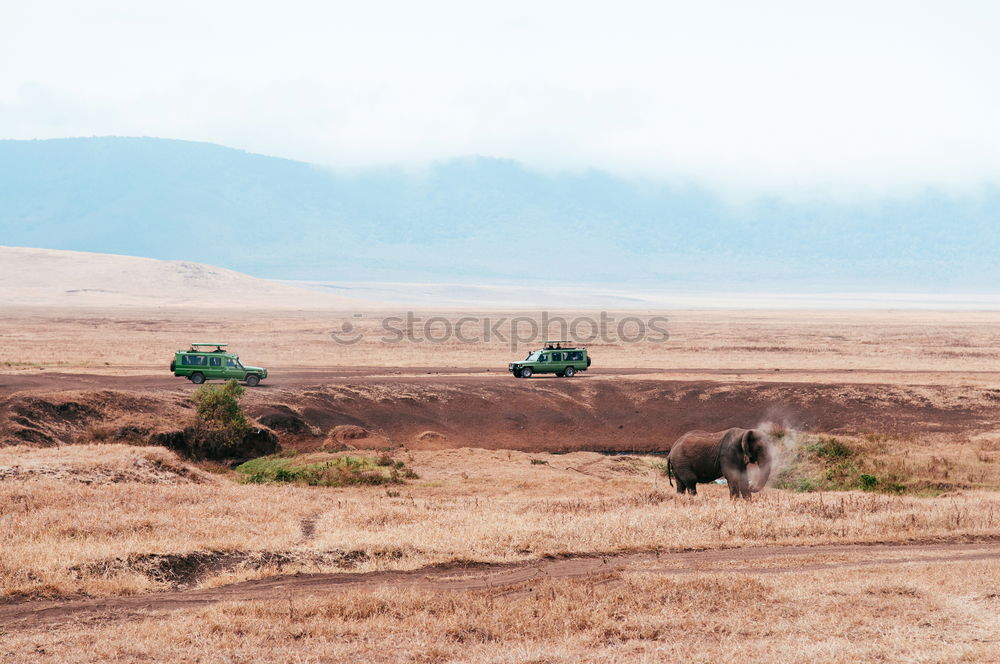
[274,468,298,483]
[83,425,114,443]
[530,459,548,465]
[794,477,818,492]
[808,437,853,459]
[193,380,250,439]
[859,474,879,490]
[178,380,276,460]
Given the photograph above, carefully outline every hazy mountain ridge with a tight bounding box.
[0,246,358,308]
[2,137,998,290]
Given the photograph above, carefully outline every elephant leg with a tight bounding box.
[722,468,742,499]
[673,467,698,496]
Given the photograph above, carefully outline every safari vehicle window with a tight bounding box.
[567,351,582,361]
[183,355,206,366]
[209,357,222,367]
[551,352,563,361]
[226,358,238,367]
[526,351,542,361]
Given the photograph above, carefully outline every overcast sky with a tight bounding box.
[2,1,998,194]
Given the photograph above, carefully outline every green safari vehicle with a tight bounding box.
[508,341,591,378]
[170,343,268,386]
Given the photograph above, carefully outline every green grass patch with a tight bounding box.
[236,452,417,487]
[775,435,911,495]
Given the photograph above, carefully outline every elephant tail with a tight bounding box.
[666,458,674,486]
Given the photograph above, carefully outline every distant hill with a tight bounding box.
[0,246,358,308]
[1,137,999,291]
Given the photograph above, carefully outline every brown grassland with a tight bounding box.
[2,443,999,601]
[2,307,1000,662]
[4,559,999,663]
[3,306,1000,383]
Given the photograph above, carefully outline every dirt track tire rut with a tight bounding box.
[2,540,998,632]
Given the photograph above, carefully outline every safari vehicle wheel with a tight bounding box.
[513,369,523,378]
[521,367,533,378]
[246,374,260,387]
[190,372,205,385]
[564,366,576,377]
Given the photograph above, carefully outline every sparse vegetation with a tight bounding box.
[236,452,416,486]
[774,433,973,495]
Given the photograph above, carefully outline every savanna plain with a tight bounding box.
[1,306,1000,663]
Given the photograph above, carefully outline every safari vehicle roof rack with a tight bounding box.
[189,343,229,352]
[543,340,581,348]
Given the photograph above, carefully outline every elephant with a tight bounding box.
[667,427,773,499]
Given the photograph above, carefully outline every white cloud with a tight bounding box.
[2,0,999,193]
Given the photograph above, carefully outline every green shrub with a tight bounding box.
[166,380,277,459]
[191,380,250,446]
[794,477,818,492]
[859,474,879,490]
[808,436,853,459]
[274,468,298,483]
[235,453,418,487]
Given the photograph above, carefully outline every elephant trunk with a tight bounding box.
[750,450,773,493]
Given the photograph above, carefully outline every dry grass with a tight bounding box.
[3,558,998,663]
[0,444,214,485]
[2,444,998,600]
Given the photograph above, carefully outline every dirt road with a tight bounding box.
[2,540,996,631]
[3,366,1000,393]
